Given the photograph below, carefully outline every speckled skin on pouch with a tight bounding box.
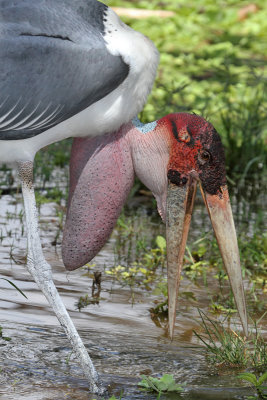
[62,124,134,270]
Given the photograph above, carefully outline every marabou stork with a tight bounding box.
[0,0,247,394]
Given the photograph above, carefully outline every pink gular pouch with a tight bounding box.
[62,124,135,270]
[62,119,169,270]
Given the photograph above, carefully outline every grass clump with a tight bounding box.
[194,310,267,372]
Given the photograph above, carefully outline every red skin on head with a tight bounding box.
[160,113,209,173]
[158,113,226,195]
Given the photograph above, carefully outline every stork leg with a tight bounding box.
[17,161,103,394]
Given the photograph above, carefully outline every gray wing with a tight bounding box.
[0,0,129,140]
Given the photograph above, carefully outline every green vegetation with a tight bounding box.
[138,374,185,398]
[0,278,27,342]
[194,310,267,371]
[238,371,267,399]
[106,233,166,289]
[0,326,11,342]
[185,232,267,315]
[99,216,266,318]
[0,277,27,299]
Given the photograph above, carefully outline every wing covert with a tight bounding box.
[0,0,129,140]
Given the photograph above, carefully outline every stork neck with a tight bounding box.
[126,118,170,220]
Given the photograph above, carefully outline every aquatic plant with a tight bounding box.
[138,374,185,399]
[76,264,102,311]
[0,326,11,342]
[0,277,27,299]
[105,234,167,296]
[194,310,267,371]
[0,278,28,342]
[238,371,267,400]
[186,232,267,315]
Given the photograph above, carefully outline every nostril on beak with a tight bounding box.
[189,170,199,181]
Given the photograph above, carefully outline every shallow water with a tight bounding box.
[0,185,266,399]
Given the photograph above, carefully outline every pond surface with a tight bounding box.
[0,178,266,400]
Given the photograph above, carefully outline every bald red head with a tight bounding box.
[157,113,226,195]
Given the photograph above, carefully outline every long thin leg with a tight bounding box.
[17,161,103,394]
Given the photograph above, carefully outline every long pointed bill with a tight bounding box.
[200,185,248,336]
[166,178,197,339]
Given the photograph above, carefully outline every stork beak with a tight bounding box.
[199,185,248,336]
[166,177,197,339]
[166,180,248,339]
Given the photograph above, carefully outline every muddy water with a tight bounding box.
[0,189,265,400]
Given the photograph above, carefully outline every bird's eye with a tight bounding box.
[198,150,211,165]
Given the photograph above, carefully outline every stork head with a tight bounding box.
[62,113,248,338]
[164,113,226,196]
[131,113,227,220]
[148,114,247,337]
